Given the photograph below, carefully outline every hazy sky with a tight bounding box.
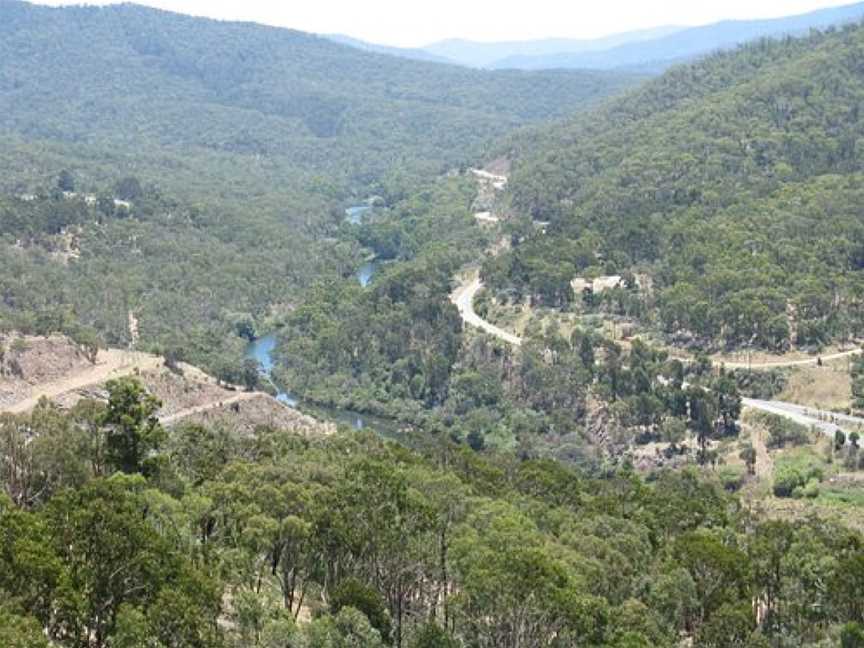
[35,0,859,46]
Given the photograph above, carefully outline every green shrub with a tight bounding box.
[773,451,825,498]
[718,465,746,492]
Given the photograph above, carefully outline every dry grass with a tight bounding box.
[484,299,533,336]
[778,364,852,412]
[484,299,639,343]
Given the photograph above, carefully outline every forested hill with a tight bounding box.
[0,0,640,371]
[0,0,639,205]
[490,22,864,351]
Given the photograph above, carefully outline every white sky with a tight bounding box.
[34,0,860,47]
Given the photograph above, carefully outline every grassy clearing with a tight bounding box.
[778,363,853,412]
[724,414,864,530]
[818,483,864,508]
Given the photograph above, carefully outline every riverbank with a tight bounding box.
[244,333,416,444]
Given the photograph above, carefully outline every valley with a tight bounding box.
[3,2,864,647]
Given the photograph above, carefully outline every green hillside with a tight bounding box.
[489,24,864,351]
[0,1,639,204]
[0,1,638,369]
[2,389,863,648]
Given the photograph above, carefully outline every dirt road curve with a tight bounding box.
[1,349,164,415]
[455,169,864,436]
[450,274,522,347]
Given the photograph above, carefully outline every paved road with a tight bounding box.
[743,398,864,438]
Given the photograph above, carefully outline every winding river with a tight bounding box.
[346,203,380,287]
[244,332,409,441]
[244,333,369,430]
[243,203,382,430]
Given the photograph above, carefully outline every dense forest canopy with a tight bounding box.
[4,3,864,647]
[0,184,349,371]
[277,176,748,467]
[488,22,864,351]
[0,0,640,205]
[1,390,863,648]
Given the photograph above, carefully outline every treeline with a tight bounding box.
[491,23,864,351]
[1,382,863,647]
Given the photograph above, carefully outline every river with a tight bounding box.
[244,333,363,428]
[244,333,408,440]
[241,203,380,428]
[346,203,380,287]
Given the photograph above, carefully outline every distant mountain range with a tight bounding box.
[324,34,455,65]
[420,26,685,68]
[490,2,864,71]
[329,2,864,72]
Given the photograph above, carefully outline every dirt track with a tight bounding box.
[158,392,261,425]
[1,348,164,415]
[450,273,522,347]
[451,273,862,371]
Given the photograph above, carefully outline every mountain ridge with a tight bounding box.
[489,1,864,70]
[0,0,641,202]
[421,25,684,67]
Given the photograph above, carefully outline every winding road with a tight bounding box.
[455,170,864,437]
[452,273,862,371]
[451,271,864,437]
[451,274,522,346]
